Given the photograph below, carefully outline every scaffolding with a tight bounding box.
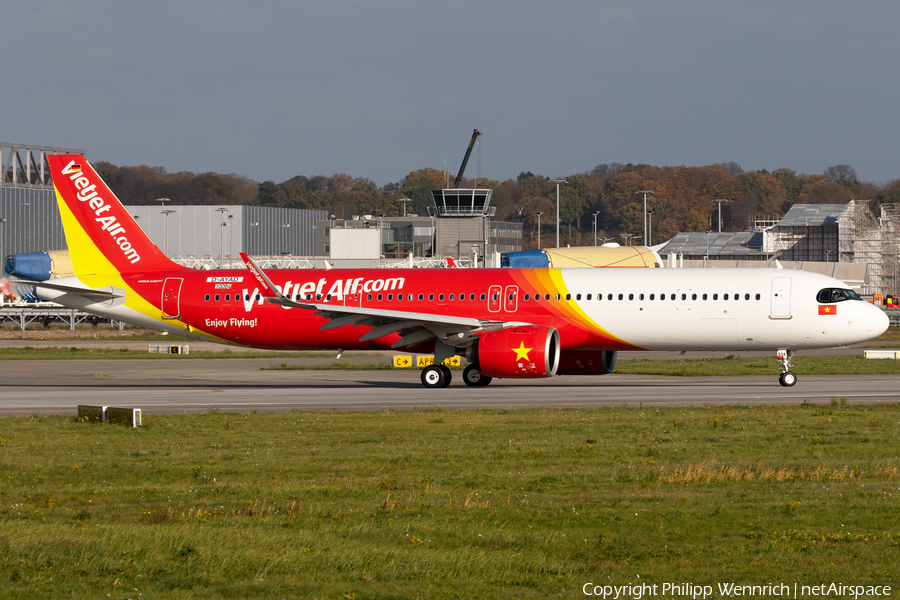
[837,201,900,296]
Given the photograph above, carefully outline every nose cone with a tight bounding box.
[860,302,890,341]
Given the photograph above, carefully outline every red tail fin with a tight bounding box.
[48,155,179,275]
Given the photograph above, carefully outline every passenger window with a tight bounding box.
[639,293,644,300]
[745,293,750,300]
[724,294,729,300]
[470,294,476,301]
[565,293,571,301]
[670,294,676,300]
[204,294,210,301]
[377,294,383,301]
[256,294,261,301]
[555,294,561,301]
[628,293,634,300]
[429,294,434,301]
[492,294,498,301]
[316,294,322,301]
[439,294,444,301]
[215,294,220,301]
[734,293,739,301]
[480,294,486,301]
[508,293,514,301]
[608,294,613,300]
[576,293,582,301]
[681,293,686,301]
[326,294,332,301]
[618,293,624,301]
[702,293,707,300]
[713,293,718,300]
[755,293,761,300]
[367,294,372,301]
[545,294,551,301]
[449,294,454,301]
[418,293,424,301]
[650,294,655,300]
[397,294,402,301]
[225,294,230,301]
[660,294,665,301]
[692,293,697,300]
[586,294,592,300]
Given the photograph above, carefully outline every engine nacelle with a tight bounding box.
[468,325,560,379]
[556,350,617,375]
[5,250,73,282]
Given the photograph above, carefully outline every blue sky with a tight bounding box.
[5,1,899,185]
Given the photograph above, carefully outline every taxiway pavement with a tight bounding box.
[0,357,898,416]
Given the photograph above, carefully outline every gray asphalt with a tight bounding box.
[1,356,898,416]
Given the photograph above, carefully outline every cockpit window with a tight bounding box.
[816,288,862,303]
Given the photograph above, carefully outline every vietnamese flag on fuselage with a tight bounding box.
[818,304,837,315]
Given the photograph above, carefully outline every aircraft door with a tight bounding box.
[161,277,183,319]
[770,277,792,319]
[504,285,518,312]
[488,285,502,313]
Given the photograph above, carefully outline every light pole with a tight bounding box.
[0,218,6,262]
[228,214,235,259]
[535,212,543,250]
[636,190,654,246]
[621,233,633,246]
[712,199,728,233]
[551,179,567,249]
[282,223,291,255]
[215,207,228,266]
[592,212,600,246]
[399,198,410,218]
[648,211,653,247]
[160,209,176,256]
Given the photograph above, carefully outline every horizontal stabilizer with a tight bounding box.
[21,279,124,300]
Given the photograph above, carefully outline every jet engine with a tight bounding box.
[467,325,560,379]
[556,350,617,375]
[5,250,73,282]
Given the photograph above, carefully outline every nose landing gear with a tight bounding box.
[777,349,797,387]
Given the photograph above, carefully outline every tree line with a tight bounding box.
[95,160,900,250]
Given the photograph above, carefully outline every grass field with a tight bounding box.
[1,404,899,598]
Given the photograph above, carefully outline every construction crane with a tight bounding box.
[452,129,481,188]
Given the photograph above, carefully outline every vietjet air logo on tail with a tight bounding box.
[60,159,140,264]
[48,155,178,274]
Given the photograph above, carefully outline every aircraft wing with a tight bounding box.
[239,253,531,349]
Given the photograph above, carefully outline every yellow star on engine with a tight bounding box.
[512,341,532,361]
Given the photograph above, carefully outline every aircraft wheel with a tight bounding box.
[439,365,452,388]
[463,364,492,387]
[421,365,446,389]
[779,371,797,387]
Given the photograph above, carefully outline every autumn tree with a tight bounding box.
[795,179,854,204]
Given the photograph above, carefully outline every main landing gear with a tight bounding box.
[777,349,797,387]
[420,364,493,388]
[462,364,492,387]
[421,365,452,388]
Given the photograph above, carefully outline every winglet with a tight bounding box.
[239,252,314,309]
[446,257,458,268]
[239,252,282,299]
